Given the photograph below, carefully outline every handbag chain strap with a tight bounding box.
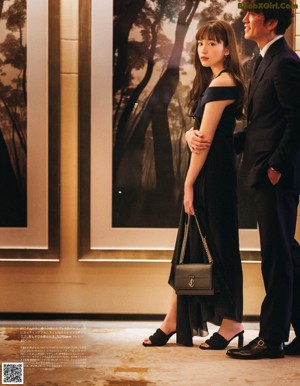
[193,214,213,264]
[179,214,213,264]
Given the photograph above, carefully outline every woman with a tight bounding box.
[143,20,246,349]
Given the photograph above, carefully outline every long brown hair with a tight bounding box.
[188,20,246,119]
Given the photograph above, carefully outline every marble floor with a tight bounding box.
[0,320,299,386]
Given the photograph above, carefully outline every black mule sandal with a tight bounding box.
[142,328,176,347]
[199,331,244,350]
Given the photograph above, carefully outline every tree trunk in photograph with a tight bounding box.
[113,0,146,94]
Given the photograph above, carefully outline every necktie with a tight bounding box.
[253,54,263,75]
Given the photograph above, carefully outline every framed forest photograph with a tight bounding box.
[0,0,60,261]
[78,0,296,261]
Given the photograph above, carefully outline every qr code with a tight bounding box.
[2,363,24,384]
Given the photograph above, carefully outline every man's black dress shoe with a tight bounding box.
[226,337,284,359]
[285,337,300,355]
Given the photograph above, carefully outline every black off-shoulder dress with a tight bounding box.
[168,85,243,346]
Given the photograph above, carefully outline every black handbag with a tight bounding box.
[174,214,214,295]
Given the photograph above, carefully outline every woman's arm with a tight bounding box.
[184,99,234,215]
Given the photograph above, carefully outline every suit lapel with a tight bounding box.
[248,55,272,104]
[248,38,285,113]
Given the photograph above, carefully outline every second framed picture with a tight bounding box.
[78,0,274,262]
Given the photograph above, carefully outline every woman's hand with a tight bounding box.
[185,128,211,154]
[184,183,195,215]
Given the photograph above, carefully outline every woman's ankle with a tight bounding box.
[160,320,176,335]
[218,319,243,339]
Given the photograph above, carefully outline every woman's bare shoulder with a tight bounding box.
[210,72,236,87]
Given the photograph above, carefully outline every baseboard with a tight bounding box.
[0,312,259,322]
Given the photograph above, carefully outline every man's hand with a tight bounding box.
[185,128,211,154]
[268,167,281,185]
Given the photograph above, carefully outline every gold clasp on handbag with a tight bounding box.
[188,276,195,288]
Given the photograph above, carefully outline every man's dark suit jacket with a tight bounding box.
[238,38,300,192]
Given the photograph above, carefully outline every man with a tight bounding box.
[187,0,300,359]
[228,0,300,359]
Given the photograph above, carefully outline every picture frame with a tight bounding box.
[0,0,60,261]
[79,0,298,262]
